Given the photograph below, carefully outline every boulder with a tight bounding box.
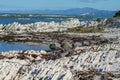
[82,41,90,46]
[49,42,61,50]
[40,50,47,55]
[61,42,73,51]
[73,42,82,47]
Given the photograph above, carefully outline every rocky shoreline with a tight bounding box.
[0,42,120,80]
[0,18,120,80]
[0,31,120,80]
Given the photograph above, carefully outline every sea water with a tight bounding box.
[0,14,95,25]
[0,15,70,25]
[0,42,50,52]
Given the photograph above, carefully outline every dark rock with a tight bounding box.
[49,42,61,50]
[61,42,73,51]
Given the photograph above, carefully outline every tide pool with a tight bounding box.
[0,42,50,52]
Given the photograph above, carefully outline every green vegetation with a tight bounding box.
[53,26,105,33]
[63,26,105,33]
[53,30,62,33]
[114,10,120,18]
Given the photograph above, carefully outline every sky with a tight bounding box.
[0,0,120,11]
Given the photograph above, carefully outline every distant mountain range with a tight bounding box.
[0,8,117,18]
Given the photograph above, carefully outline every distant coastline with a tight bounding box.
[0,8,116,18]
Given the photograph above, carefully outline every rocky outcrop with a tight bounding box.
[1,18,80,32]
[0,43,120,80]
[1,18,120,33]
[0,32,115,47]
[106,18,120,28]
[0,18,120,80]
[0,24,3,30]
[0,18,104,32]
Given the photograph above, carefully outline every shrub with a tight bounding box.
[64,26,105,33]
[114,10,120,17]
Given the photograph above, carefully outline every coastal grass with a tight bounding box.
[63,26,105,33]
[53,30,62,33]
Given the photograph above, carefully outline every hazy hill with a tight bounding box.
[0,8,116,18]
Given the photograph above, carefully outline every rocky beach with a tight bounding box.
[0,17,120,80]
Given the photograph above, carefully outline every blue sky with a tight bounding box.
[0,0,120,10]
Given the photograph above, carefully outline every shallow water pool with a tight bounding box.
[0,42,50,52]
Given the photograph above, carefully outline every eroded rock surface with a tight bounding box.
[0,43,120,80]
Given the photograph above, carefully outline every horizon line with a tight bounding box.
[0,7,118,11]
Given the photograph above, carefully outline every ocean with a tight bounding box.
[0,14,72,24]
[0,14,96,25]
[0,17,69,25]
[0,42,50,52]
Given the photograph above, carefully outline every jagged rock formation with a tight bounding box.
[0,30,120,80]
[0,17,119,33]
[106,18,120,28]
[0,18,120,80]
[0,43,120,80]
[0,19,80,32]
[0,18,105,32]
